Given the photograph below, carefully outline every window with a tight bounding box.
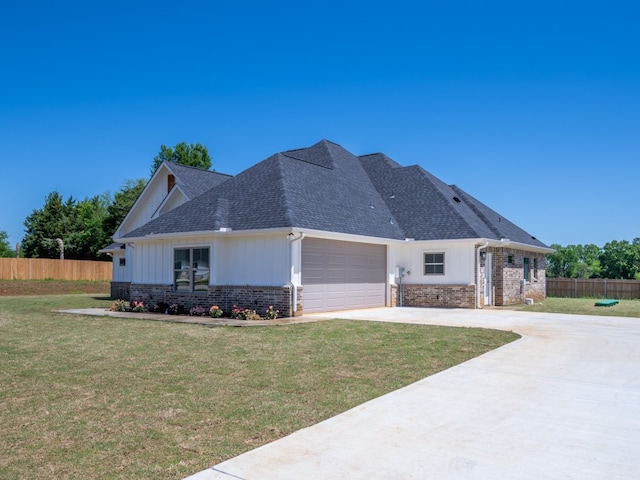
[533,257,538,280]
[424,252,445,275]
[523,257,530,281]
[119,257,126,267]
[507,255,513,264]
[174,247,210,292]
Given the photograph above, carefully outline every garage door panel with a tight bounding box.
[302,238,386,313]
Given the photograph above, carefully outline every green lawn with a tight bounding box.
[514,296,640,318]
[0,294,519,479]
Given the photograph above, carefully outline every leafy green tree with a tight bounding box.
[0,230,15,258]
[150,142,212,175]
[600,240,640,279]
[21,192,111,260]
[22,192,75,258]
[634,238,640,279]
[65,194,111,260]
[574,244,602,278]
[546,243,602,278]
[103,179,146,237]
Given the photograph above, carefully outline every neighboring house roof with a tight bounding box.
[120,140,548,249]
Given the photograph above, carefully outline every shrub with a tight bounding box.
[168,303,182,315]
[150,301,170,314]
[243,309,261,321]
[209,305,223,318]
[265,305,279,320]
[189,305,207,317]
[230,305,244,319]
[130,300,146,312]
[110,299,128,312]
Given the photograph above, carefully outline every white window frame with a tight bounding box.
[423,252,445,276]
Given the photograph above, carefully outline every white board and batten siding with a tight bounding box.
[302,238,387,313]
[132,235,289,287]
[215,235,289,286]
[111,249,131,282]
[117,166,187,236]
[387,241,476,285]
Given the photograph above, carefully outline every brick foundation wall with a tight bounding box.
[401,284,476,309]
[110,282,131,301]
[129,284,294,317]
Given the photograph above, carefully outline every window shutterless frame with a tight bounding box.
[174,247,210,292]
[424,252,445,275]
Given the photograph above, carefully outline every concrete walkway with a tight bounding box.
[184,307,640,480]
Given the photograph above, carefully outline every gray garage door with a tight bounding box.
[302,238,386,313]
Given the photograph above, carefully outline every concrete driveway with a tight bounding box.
[185,307,640,479]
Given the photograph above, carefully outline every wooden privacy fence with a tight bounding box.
[0,258,112,281]
[547,278,640,299]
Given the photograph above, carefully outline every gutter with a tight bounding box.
[476,241,489,308]
[288,232,305,314]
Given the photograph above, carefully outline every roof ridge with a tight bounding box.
[212,198,229,230]
[281,140,336,169]
[275,154,294,225]
[165,161,233,178]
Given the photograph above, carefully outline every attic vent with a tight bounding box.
[453,196,461,203]
[168,174,176,192]
[531,236,536,240]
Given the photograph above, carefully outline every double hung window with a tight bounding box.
[424,252,445,275]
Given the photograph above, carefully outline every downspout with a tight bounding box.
[288,232,305,315]
[476,241,489,308]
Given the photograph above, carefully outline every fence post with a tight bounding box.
[604,278,607,297]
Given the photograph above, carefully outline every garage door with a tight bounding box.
[302,238,387,313]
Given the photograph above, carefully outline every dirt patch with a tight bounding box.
[0,280,110,296]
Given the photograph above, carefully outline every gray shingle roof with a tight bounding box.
[165,162,232,198]
[121,140,548,249]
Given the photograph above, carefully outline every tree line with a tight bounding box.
[546,240,640,280]
[0,143,211,260]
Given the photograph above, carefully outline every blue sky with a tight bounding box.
[1,1,638,249]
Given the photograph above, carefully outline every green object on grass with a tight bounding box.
[595,299,619,307]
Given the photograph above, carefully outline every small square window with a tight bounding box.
[507,255,513,264]
[119,258,126,267]
[424,252,445,275]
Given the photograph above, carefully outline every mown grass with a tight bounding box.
[0,279,110,296]
[0,294,519,479]
[514,296,640,318]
